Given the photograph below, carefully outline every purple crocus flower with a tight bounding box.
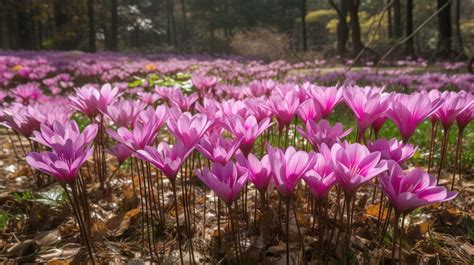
[195,161,248,205]
[297,119,352,150]
[236,152,272,192]
[379,160,457,214]
[196,132,242,164]
[367,138,417,165]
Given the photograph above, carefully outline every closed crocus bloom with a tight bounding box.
[225,115,272,156]
[306,85,343,118]
[303,149,337,201]
[435,91,474,131]
[137,141,193,179]
[197,133,242,164]
[31,120,98,150]
[297,119,352,150]
[236,152,271,191]
[368,138,417,165]
[386,93,443,142]
[167,112,213,149]
[343,86,389,132]
[267,145,316,197]
[267,91,300,130]
[331,141,387,196]
[69,84,120,118]
[379,161,457,214]
[297,98,322,124]
[196,161,248,205]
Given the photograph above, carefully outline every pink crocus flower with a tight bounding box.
[106,143,133,164]
[167,112,213,149]
[1,104,43,137]
[197,133,242,164]
[108,105,168,150]
[26,120,97,183]
[435,91,473,131]
[367,138,417,165]
[267,145,316,197]
[297,119,352,150]
[331,141,387,196]
[11,82,43,104]
[386,93,443,142]
[191,74,219,91]
[26,142,94,182]
[303,145,337,200]
[169,92,199,112]
[379,160,457,214]
[236,152,272,191]
[225,115,272,156]
[69,84,121,119]
[196,161,248,205]
[31,120,98,150]
[343,86,389,133]
[267,91,300,131]
[297,99,322,124]
[306,85,343,118]
[105,100,146,128]
[137,141,193,179]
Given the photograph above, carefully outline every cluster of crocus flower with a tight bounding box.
[0,52,471,264]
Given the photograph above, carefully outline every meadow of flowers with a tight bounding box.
[0,51,473,264]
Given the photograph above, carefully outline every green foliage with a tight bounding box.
[0,210,8,231]
[467,217,474,242]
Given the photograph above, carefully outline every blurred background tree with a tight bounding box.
[0,0,472,61]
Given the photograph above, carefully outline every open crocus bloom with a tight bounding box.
[197,133,242,164]
[379,161,458,214]
[105,99,146,128]
[31,120,98,150]
[267,91,300,130]
[195,161,248,205]
[267,145,316,197]
[26,136,94,183]
[435,91,474,131]
[331,141,387,196]
[137,141,193,179]
[297,98,322,124]
[69,84,121,118]
[367,138,417,165]
[225,115,272,156]
[305,85,343,118]
[297,119,352,150]
[167,112,213,149]
[343,86,389,132]
[386,92,443,142]
[236,152,271,192]
[303,147,337,200]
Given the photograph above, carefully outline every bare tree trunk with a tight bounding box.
[180,0,187,49]
[349,0,363,56]
[110,0,118,51]
[387,0,393,38]
[405,0,414,56]
[328,0,348,56]
[455,0,463,55]
[393,0,402,38]
[437,0,452,58]
[301,0,307,51]
[88,0,96,52]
